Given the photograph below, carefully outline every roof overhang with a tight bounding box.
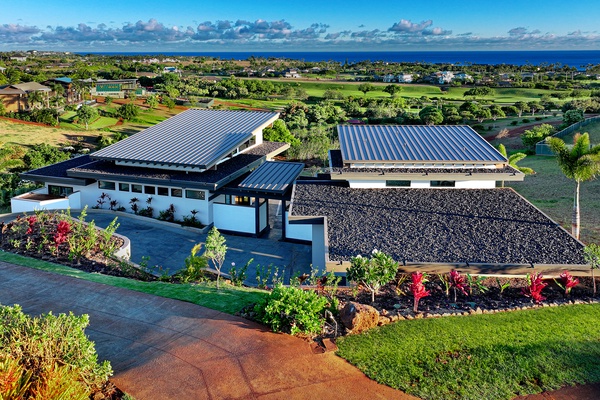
[20,173,92,187]
[330,170,525,182]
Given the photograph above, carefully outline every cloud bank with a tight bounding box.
[1,18,599,50]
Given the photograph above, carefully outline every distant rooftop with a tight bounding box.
[238,161,304,194]
[91,109,279,170]
[338,125,507,164]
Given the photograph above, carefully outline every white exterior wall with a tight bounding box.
[259,201,268,232]
[45,181,211,224]
[455,180,496,189]
[348,180,387,189]
[347,179,498,189]
[213,203,255,234]
[285,212,312,241]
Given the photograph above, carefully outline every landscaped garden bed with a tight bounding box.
[0,208,153,281]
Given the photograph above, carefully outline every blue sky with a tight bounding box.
[2,0,600,51]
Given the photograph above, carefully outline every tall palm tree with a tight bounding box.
[548,133,600,239]
[497,144,535,174]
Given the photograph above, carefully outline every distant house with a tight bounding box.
[0,82,51,112]
[454,72,473,82]
[88,79,146,99]
[288,124,586,272]
[397,73,413,83]
[44,77,77,104]
[9,56,27,62]
[13,109,302,238]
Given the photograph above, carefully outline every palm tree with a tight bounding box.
[548,133,600,239]
[497,144,535,174]
[26,90,45,110]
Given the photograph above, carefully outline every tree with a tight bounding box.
[489,105,506,122]
[521,124,555,148]
[161,97,176,110]
[203,227,227,289]
[514,101,530,118]
[76,105,97,130]
[0,98,5,116]
[23,143,70,170]
[27,90,45,110]
[104,96,113,106]
[262,120,300,146]
[563,109,584,126]
[347,250,398,303]
[358,83,374,96]
[584,244,600,295]
[548,133,600,239]
[145,94,159,110]
[419,106,444,125]
[383,84,402,97]
[116,103,140,121]
[474,107,492,123]
[497,144,535,176]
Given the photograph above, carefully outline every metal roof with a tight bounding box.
[11,82,51,92]
[91,109,279,169]
[238,161,304,194]
[338,125,507,164]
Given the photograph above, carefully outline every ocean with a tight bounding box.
[83,50,600,69]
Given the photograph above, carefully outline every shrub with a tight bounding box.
[555,271,579,296]
[347,250,398,303]
[522,118,530,123]
[176,243,207,283]
[0,304,112,397]
[254,285,329,335]
[203,227,227,289]
[158,204,176,222]
[510,120,518,126]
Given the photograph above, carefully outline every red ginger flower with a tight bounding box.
[559,270,579,295]
[522,272,547,303]
[410,272,430,313]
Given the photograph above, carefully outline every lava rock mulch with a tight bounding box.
[290,184,586,265]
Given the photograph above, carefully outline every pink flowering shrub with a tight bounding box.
[449,270,469,302]
[53,220,72,251]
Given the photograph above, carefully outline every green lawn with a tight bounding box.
[561,120,600,145]
[0,252,267,315]
[507,156,600,244]
[337,304,600,400]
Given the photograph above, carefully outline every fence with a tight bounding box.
[536,116,600,155]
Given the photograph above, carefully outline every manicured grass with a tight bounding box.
[507,156,600,244]
[337,304,600,400]
[561,120,600,145]
[0,251,267,315]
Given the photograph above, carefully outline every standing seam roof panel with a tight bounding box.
[338,125,506,163]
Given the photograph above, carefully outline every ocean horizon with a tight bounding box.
[80,50,600,69]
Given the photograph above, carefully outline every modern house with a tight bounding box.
[13,109,304,238]
[288,124,587,272]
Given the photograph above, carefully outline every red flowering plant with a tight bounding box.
[53,220,72,253]
[449,270,469,302]
[522,272,547,304]
[554,270,579,296]
[25,216,37,235]
[410,272,430,313]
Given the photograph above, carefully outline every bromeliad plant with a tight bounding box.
[410,272,430,313]
[522,272,547,303]
[449,270,469,302]
[554,270,580,296]
[347,250,399,304]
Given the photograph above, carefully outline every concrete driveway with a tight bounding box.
[82,210,312,284]
[0,262,414,400]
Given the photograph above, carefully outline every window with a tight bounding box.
[119,183,130,192]
[171,188,182,198]
[144,186,156,195]
[430,180,456,187]
[98,181,115,190]
[131,184,143,193]
[48,185,73,196]
[157,187,169,196]
[386,180,411,187]
[235,196,251,205]
[224,194,232,204]
[185,189,205,200]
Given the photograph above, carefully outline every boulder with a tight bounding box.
[340,301,379,334]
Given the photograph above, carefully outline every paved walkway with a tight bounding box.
[0,263,414,400]
[82,209,312,284]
